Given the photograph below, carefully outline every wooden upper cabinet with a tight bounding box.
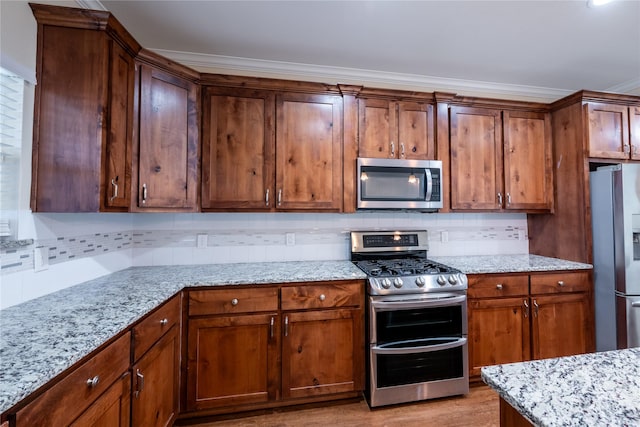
[201,87,275,210]
[133,64,199,211]
[450,106,503,210]
[503,111,553,211]
[275,92,343,211]
[630,106,640,160]
[358,98,434,159]
[30,4,140,212]
[586,102,631,159]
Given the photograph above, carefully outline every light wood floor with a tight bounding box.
[188,386,499,427]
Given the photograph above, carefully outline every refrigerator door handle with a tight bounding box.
[632,301,640,308]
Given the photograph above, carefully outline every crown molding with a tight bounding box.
[75,0,107,11]
[606,77,640,95]
[152,49,573,103]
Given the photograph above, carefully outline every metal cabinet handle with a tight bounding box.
[497,192,503,206]
[231,298,239,306]
[496,284,503,290]
[135,369,144,398]
[160,318,168,326]
[270,316,275,338]
[284,315,289,337]
[523,299,529,318]
[506,192,511,205]
[86,375,100,388]
[110,178,119,201]
[142,183,147,204]
[400,143,405,158]
[265,189,270,207]
[319,294,326,301]
[533,299,539,317]
[390,141,395,158]
[633,145,638,155]
[558,281,565,287]
[277,189,282,206]
[624,144,631,154]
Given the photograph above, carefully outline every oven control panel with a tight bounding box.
[368,273,468,295]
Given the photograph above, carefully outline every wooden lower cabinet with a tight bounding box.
[468,271,593,382]
[185,281,364,415]
[70,372,131,427]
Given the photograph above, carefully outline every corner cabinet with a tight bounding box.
[467,271,593,382]
[448,105,553,212]
[357,96,435,160]
[29,4,140,212]
[184,281,364,416]
[131,62,200,212]
[201,86,343,212]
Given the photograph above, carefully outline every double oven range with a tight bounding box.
[351,230,469,408]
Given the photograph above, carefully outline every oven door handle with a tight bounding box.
[372,337,467,355]
[371,294,466,311]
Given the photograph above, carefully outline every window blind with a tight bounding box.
[0,67,25,238]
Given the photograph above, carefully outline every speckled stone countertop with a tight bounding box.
[0,261,366,414]
[482,348,640,426]
[431,254,592,274]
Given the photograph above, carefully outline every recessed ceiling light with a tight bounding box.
[587,0,615,7]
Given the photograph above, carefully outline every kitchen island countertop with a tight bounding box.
[0,254,591,415]
[482,348,640,426]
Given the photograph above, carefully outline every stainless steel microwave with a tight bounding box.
[357,158,443,211]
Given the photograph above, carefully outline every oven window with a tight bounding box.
[375,305,462,344]
[375,343,464,388]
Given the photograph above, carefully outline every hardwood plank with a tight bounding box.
[181,385,499,427]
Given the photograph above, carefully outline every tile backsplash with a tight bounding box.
[0,211,528,308]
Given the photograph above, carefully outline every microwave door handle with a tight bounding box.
[372,337,467,355]
[424,168,433,201]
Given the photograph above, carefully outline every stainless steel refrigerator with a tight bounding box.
[590,163,640,351]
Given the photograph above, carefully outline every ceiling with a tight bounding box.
[96,0,640,101]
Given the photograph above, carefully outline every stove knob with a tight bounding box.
[381,278,392,289]
[437,275,447,286]
[448,275,458,285]
[415,276,426,287]
[393,278,403,288]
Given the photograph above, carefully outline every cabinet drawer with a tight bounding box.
[15,332,131,427]
[468,275,529,298]
[189,287,278,316]
[530,271,590,294]
[281,282,362,310]
[133,293,181,361]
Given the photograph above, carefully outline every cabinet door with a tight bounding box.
[276,93,343,210]
[135,65,198,210]
[282,309,360,399]
[132,326,180,427]
[397,101,434,160]
[201,87,275,210]
[450,106,503,210]
[186,313,279,410]
[70,372,131,427]
[631,106,640,160]
[531,293,592,360]
[468,297,530,379]
[103,40,134,210]
[586,102,630,159]
[358,98,395,158]
[503,111,553,211]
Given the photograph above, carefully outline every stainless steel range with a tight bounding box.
[351,230,469,408]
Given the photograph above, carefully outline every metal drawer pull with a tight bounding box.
[523,299,529,318]
[319,294,326,301]
[159,318,168,326]
[135,369,144,398]
[231,298,239,306]
[533,299,539,317]
[86,375,100,388]
[496,284,503,290]
[558,281,565,287]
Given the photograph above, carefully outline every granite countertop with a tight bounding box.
[0,254,591,415]
[432,254,592,274]
[0,261,366,414]
[482,348,640,426]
